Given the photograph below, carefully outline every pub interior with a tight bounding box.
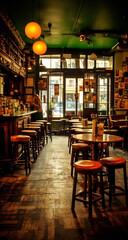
[0,0,128,239]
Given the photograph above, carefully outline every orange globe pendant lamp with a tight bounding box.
[32,40,47,55]
[25,22,41,39]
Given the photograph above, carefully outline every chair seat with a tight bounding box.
[100,157,126,165]
[10,135,30,142]
[21,130,37,136]
[27,123,41,127]
[72,143,89,149]
[25,126,40,132]
[74,160,102,172]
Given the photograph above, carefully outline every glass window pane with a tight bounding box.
[39,90,47,118]
[79,55,86,69]
[49,75,63,117]
[65,59,76,68]
[77,78,83,113]
[51,58,60,68]
[96,56,113,70]
[65,78,76,115]
[40,58,50,68]
[87,59,94,69]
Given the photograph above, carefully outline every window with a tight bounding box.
[87,59,94,69]
[49,75,63,117]
[39,55,60,69]
[79,55,86,69]
[96,56,113,70]
[65,58,76,68]
[97,74,111,115]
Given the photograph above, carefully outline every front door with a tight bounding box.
[65,77,83,116]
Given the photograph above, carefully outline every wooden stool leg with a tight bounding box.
[123,164,128,206]
[27,142,31,174]
[11,142,17,172]
[100,172,105,209]
[108,168,113,208]
[71,170,77,211]
[71,148,75,177]
[84,174,88,199]
[32,138,36,162]
[24,142,31,176]
[88,174,92,219]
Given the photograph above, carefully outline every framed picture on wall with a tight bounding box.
[118,82,124,89]
[38,78,47,90]
[27,77,34,87]
[25,87,34,95]
[26,95,33,103]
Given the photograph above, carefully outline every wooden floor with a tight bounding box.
[0,135,128,240]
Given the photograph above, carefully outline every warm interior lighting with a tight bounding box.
[32,41,47,55]
[27,58,32,70]
[79,34,85,41]
[25,22,41,39]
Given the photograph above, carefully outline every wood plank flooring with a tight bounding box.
[0,136,128,240]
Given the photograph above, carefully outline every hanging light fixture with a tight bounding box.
[25,22,41,39]
[32,40,47,55]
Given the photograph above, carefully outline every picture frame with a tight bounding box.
[84,79,90,88]
[26,95,33,103]
[124,77,128,83]
[118,82,124,89]
[25,87,34,95]
[27,77,34,87]
[38,78,47,90]
[125,83,128,89]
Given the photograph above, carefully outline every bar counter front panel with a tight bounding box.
[0,111,37,160]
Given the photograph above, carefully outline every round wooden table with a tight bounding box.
[71,128,118,134]
[73,133,123,161]
[71,124,92,129]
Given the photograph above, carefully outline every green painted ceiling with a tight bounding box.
[1,0,128,51]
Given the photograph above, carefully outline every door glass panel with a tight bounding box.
[65,78,76,116]
[49,75,63,117]
[77,78,83,115]
[39,90,47,118]
[97,75,110,115]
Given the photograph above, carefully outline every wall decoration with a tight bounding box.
[26,95,33,102]
[25,87,34,95]
[38,79,47,90]
[27,77,34,87]
[118,82,124,89]
[54,84,59,96]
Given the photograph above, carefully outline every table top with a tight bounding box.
[71,128,118,134]
[68,119,92,124]
[111,119,128,122]
[73,133,123,144]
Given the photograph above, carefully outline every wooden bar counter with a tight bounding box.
[0,111,37,161]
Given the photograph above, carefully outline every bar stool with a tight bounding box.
[10,135,31,176]
[21,129,37,162]
[30,122,45,147]
[71,143,90,177]
[36,120,47,143]
[71,160,105,218]
[100,156,128,207]
[46,122,52,142]
[25,126,41,154]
